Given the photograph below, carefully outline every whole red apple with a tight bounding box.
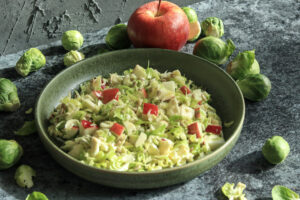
[127,1,190,51]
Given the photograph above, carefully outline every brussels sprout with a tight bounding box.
[105,24,132,50]
[0,139,23,170]
[62,30,84,51]
[262,136,290,164]
[15,120,37,136]
[226,50,260,80]
[97,47,111,55]
[15,48,46,77]
[193,36,235,65]
[63,50,85,67]
[0,78,20,112]
[15,164,36,188]
[201,17,224,38]
[182,7,201,42]
[26,191,49,200]
[237,74,271,101]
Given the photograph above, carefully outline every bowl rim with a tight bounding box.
[35,48,245,175]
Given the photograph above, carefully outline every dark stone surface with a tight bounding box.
[0,0,199,56]
[0,0,299,199]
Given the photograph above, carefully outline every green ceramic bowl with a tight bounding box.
[36,48,245,189]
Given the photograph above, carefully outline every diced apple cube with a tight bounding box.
[89,137,101,156]
[110,123,125,136]
[135,132,147,147]
[180,105,195,119]
[133,65,147,79]
[162,81,177,92]
[167,98,181,116]
[159,138,174,155]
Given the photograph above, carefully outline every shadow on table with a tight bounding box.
[81,43,109,58]
[0,67,22,81]
[42,45,65,57]
[226,151,274,174]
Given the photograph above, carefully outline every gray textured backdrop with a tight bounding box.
[1,0,199,56]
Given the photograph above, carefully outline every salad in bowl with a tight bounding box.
[48,65,225,172]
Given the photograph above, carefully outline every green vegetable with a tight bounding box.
[25,108,33,114]
[272,185,299,200]
[14,164,36,188]
[0,139,23,170]
[15,120,37,136]
[226,50,260,80]
[262,136,290,164]
[62,30,84,51]
[63,50,85,67]
[26,191,49,200]
[97,47,111,54]
[15,48,46,77]
[0,78,20,112]
[201,17,224,38]
[193,36,235,65]
[181,7,201,42]
[105,24,132,50]
[237,74,271,101]
[222,182,248,200]
[224,121,234,128]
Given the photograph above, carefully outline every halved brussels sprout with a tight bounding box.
[0,139,23,170]
[193,36,235,65]
[0,78,20,112]
[237,74,271,101]
[201,17,224,38]
[63,50,85,67]
[226,50,260,80]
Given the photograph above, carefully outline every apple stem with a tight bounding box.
[157,0,161,16]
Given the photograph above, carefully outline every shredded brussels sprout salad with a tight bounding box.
[48,65,225,172]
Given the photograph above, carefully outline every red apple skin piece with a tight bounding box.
[143,103,159,116]
[188,122,201,138]
[102,88,119,104]
[180,85,191,95]
[205,125,222,135]
[127,1,190,51]
[110,123,125,136]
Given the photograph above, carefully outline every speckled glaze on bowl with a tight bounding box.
[35,48,245,189]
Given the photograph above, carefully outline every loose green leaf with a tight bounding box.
[15,120,37,136]
[25,108,33,114]
[15,164,36,188]
[222,182,248,200]
[272,185,299,200]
